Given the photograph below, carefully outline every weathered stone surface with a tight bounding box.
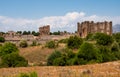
[77,21,112,38]
[39,25,50,36]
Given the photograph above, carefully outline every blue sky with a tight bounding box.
[0,0,120,32]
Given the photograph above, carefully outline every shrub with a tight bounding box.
[113,32,120,42]
[0,53,28,67]
[111,42,120,59]
[19,72,38,77]
[45,41,56,48]
[113,33,120,47]
[47,48,76,66]
[53,48,75,66]
[0,37,5,42]
[0,42,28,68]
[47,50,62,65]
[53,56,66,66]
[85,33,94,41]
[58,38,68,43]
[0,42,18,56]
[77,42,102,64]
[67,36,83,49]
[99,46,117,62]
[31,41,37,46]
[19,40,28,48]
[94,33,114,46]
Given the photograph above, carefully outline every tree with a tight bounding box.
[111,42,120,59]
[28,31,31,35]
[0,42,28,68]
[0,37,5,42]
[0,42,18,56]
[47,48,75,66]
[19,40,28,48]
[33,32,40,36]
[113,32,120,46]
[47,50,62,66]
[17,31,22,34]
[0,53,28,67]
[94,33,114,46]
[23,31,28,35]
[85,33,94,41]
[99,46,117,62]
[67,36,83,49]
[52,31,60,35]
[77,42,102,64]
[32,31,36,35]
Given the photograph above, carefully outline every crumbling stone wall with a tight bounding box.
[39,25,50,36]
[77,21,112,38]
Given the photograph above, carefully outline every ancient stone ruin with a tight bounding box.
[39,25,50,36]
[77,21,112,38]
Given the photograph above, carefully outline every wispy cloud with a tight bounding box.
[0,12,120,32]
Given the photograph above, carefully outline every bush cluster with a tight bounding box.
[47,48,75,66]
[47,33,120,66]
[19,40,28,48]
[0,37,5,43]
[67,36,83,49]
[45,41,58,48]
[0,42,28,68]
[19,72,38,77]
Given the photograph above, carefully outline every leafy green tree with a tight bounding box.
[99,46,117,62]
[0,37,5,42]
[0,42,28,68]
[0,42,18,56]
[33,32,40,36]
[77,42,102,64]
[28,31,31,35]
[23,31,28,35]
[52,31,60,35]
[19,40,28,48]
[53,56,66,66]
[94,33,114,46]
[0,53,28,67]
[111,42,120,59]
[17,31,22,34]
[113,32,120,42]
[47,50,62,66]
[67,36,83,49]
[85,33,94,41]
[113,32,120,46]
[47,48,75,66]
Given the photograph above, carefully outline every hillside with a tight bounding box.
[19,44,66,66]
[0,61,120,77]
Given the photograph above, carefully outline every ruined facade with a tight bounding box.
[39,25,50,35]
[77,21,112,38]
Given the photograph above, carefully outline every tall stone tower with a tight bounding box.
[77,21,112,38]
[39,25,50,36]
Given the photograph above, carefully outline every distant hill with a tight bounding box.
[113,24,120,33]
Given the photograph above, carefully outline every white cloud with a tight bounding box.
[0,12,120,32]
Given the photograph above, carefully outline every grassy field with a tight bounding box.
[0,60,120,77]
[19,43,66,66]
[0,43,120,77]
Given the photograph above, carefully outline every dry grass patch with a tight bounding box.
[19,46,54,66]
